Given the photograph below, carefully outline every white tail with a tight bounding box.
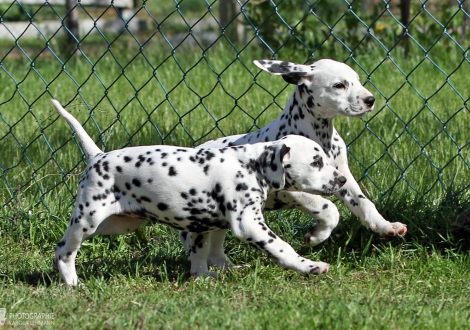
[52,99,102,160]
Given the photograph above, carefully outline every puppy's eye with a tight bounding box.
[310,156,323,168]
[333,83,346,89]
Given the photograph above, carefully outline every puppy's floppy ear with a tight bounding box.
[254,60,314,85]
[279,143,291,162]
[258,143,290,190]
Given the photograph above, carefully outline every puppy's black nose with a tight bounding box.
[364,96,375,108]
[338,176,347,185]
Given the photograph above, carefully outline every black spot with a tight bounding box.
[124,156,132,162]
[307,96,315,108]
[132,178,141,187]
[236,183,249,191]
[255,240,266,249]
[169,167,177,176]
[157,203,168,211]
[205,151,215,160]
[116,166,123,173]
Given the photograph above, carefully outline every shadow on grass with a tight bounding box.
[14,270,57,287]
[286,186,470,259]
[10,244,192,288]
[77,249,191,283]
[377,188,470,248]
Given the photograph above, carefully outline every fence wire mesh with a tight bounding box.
[0,0,469,226]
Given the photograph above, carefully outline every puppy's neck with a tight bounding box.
[271,88,335,152]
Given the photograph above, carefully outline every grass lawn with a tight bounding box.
[1,227,470,329]
[1,19,469,329]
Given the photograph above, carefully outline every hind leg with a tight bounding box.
[207,230,232,269]
[188,232,217,278]
[53,205,131,285]
[53,223,91,286]
[180,230,233,270]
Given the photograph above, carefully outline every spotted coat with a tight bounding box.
[51,99,347,284]
[180,59,407,269]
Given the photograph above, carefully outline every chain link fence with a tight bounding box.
[0,1,469,229]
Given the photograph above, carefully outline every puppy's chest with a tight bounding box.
[324,142,344,162]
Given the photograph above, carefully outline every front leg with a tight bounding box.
[334,164,407,238]
[266,192,340,246]
[230,208,329,275]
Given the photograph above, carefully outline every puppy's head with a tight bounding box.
[272,135,347,195]
[254,59,375,118]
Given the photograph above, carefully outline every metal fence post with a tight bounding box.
[64,0,79,55]
[219,0,238,42]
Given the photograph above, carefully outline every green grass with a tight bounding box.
[1,218,470,329]
[1,21,470,329]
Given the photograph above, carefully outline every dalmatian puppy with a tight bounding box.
[180,59,408,270]
[51,99,347,285]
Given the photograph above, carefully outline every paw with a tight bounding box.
[61,276,80,286]
[304,226,330,246]
[208,255,233,269]
[66,279,85,288]
[191,270,218,279]
[381,222,408,240]
[308,262,329,275]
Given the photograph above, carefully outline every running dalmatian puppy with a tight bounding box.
[51,99,347,285]
[180,59,408,270]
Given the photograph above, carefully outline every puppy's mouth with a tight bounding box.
[351,108,373,118]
